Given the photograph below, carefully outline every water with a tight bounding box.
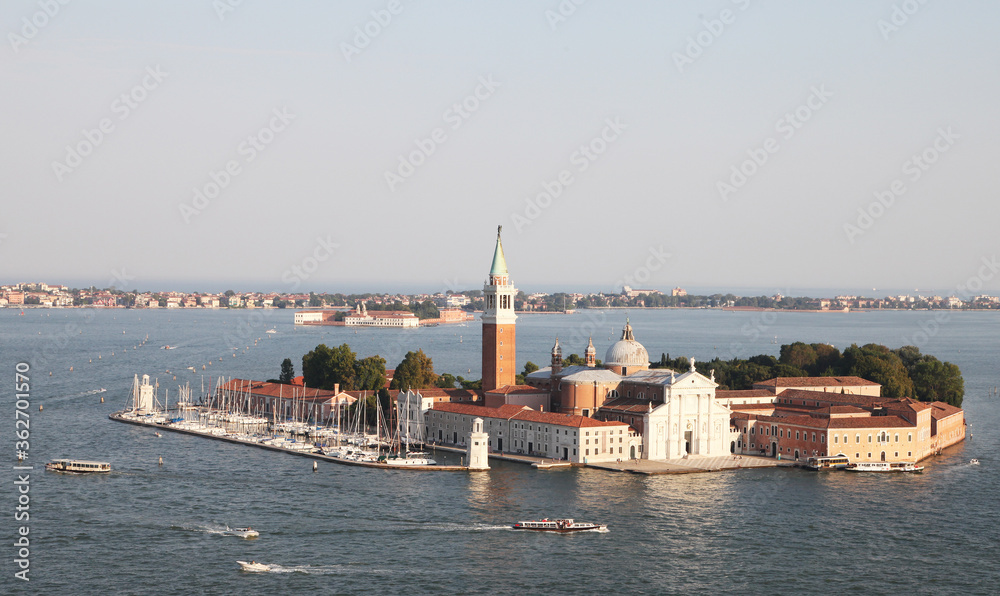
[3,308,998,594]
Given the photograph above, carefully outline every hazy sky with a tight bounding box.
[2,1,998,296]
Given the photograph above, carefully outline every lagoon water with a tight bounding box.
[3,307,998,594]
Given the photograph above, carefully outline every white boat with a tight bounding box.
[845,461,924,473]
[383,452,437,466]
[229,526,259,538]
[970,459,980,465]
[265,328,277,334]
[237,561,270,572]
[512,518,607,533]
[45,459,111,474]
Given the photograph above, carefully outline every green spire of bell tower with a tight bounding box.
[490,225,508,276]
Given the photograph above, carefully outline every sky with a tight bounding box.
[2,1,999,297]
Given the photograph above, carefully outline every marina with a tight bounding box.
[109,373,469,472]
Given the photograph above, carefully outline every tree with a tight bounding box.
[354,355,387,392]
[391,349,437,390]
[301,343,357,390]
[779,342,817,371]
[523,361,539,375]
[224,289,235,297]
[279,358,295,384]
[309,292,322,307]
[436,373,458,388]
[842,343,914,398]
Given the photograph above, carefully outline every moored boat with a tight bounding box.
[45,459,111,474]
[845,461,923,473]
[805,454,850,470]
[512,518,607,533]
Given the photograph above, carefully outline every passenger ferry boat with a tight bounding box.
[512,519,607,533]
[805,455,851,470]
[845,461,924,473]
[45,459,111,474]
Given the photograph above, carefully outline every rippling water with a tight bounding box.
[3,308,998,594]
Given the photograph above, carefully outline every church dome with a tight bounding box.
[604,319,649,368]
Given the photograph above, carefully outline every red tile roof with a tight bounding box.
[929,401,963,420]
[432,402,625,428]
[757,376,880,388]
[487,384,548,395]
[716,390,774,399]
[220,378,339,401]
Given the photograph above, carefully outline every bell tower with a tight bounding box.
[482,225,517,392]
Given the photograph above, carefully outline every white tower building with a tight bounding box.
[467,417,490,471]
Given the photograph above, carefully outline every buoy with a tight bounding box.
[49,372,52,376]
[70,366,73,371]
[39,404,43,411]
[100,396,104,403]
[158,457,163,466]
[313,461,318,472]
[202,365,206,370]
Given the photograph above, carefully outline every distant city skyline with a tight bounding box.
[3,2,998,295]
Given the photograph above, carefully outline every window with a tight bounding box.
[868,434,873,443]
[907,433,912,442]
[796,431,800,440]
[833,435,838,444]
[780,430,784,438]
[821,435,825,444]
[751,427,755,435]
[585,449,590,456]
[811,433,816,443]
[894,433,899,443]
[856,434,861,444]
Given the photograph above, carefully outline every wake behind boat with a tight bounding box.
[512,518,607,533]
[237,560,269,572]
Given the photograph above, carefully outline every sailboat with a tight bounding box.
[384,390,436,466]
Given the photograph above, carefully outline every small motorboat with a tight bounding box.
[154,432,162,437]
[970,459,980,465]
[231,527,259,538]
[237,560,269,572]
[512,518,607,533]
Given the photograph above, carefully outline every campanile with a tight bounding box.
[482,225,517,392]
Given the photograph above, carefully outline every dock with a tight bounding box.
[109,412,469,472]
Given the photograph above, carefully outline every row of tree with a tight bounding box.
[651,342,964,406]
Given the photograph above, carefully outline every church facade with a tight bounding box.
[526,320,731,460]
